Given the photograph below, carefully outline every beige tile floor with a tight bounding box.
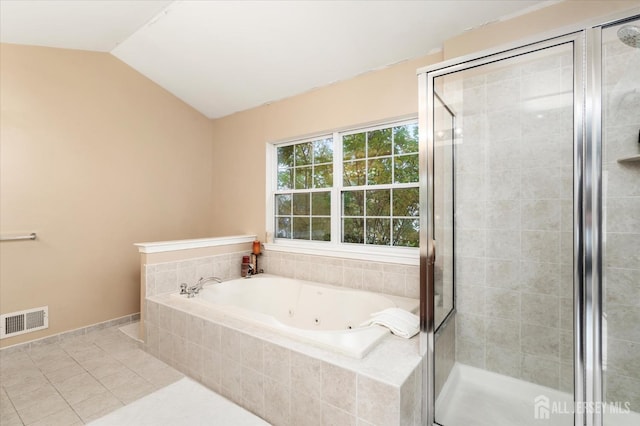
[0,324,184,425]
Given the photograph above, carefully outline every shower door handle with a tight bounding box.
[427,239,436,265]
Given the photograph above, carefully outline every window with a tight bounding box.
[341,124,419,247]
[270,120,419,249]
[275,137,333,241]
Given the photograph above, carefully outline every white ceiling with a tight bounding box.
[1,0,558,119]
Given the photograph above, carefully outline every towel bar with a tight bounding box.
[0,233,37,242]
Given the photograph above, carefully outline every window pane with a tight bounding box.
[314,139,333,164]
[342,190,364,216]
[367,158,392,185]
[292,217,310,240]
[295,142,312,166]
[366,218,391,245]
[314,164,333,188]
[276,217,291,239]
[275,122,418,248]
[392,187,419,217]
[277,169,292,190]
[393,218,419,247]
[294,166,312,189]
[275,194,292,215]
[277,145,294,167]
[394,154,419,183]
[366,189,391,216]
[312,218,331,241]
[343,160,366,186]
[343,133,366,160]
[393,124,419,155]
[367,128,392,157]
[312,192,331,216]
[292,193,310,215]
[343,218,364,243]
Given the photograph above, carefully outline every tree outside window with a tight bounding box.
[273,121,418,247]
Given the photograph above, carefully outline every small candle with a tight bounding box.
[252,240,261,255]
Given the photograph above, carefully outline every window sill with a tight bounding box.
[263,241,419,265]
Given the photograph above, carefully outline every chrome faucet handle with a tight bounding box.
[179,283,188,294]
[186,285,198,298]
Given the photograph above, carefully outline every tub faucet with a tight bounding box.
[180,276,222,298]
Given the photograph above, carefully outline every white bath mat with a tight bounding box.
[88,378,270,426]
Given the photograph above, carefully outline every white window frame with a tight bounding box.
[265,118,419,265]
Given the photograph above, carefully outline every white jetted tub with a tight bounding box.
[172,274,418,358]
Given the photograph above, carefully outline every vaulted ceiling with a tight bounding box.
[0,1,558,118]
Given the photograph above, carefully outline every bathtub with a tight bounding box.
[172,274,419,358]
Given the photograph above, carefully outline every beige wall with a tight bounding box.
[1,0,637,347]
[0,44,214,347]
[210,0,639,240]
[210,53,443,238]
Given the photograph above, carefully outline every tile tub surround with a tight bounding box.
[138,235,419,301]
[260,250,420,300]
[143,251,248,298]
[145,295,423,426]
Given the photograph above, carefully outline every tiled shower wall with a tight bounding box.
[450,46,575,392]
[602,32,640,411]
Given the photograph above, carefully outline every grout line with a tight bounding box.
[3,388,25,426]
[0,313,140,355]
[4,323,162,426]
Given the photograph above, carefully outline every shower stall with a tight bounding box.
[418,11,639,426]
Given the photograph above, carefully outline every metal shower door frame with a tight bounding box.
[418,8,640,424]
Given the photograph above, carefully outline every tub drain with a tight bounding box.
[314,318,320,325]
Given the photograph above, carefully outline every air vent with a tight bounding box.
[0,306,48,339]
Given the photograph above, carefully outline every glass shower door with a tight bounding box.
[601,17,640,425]
[421,38,577,426]
[431,93,456,402]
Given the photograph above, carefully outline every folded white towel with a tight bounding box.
[360,307,420,338]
